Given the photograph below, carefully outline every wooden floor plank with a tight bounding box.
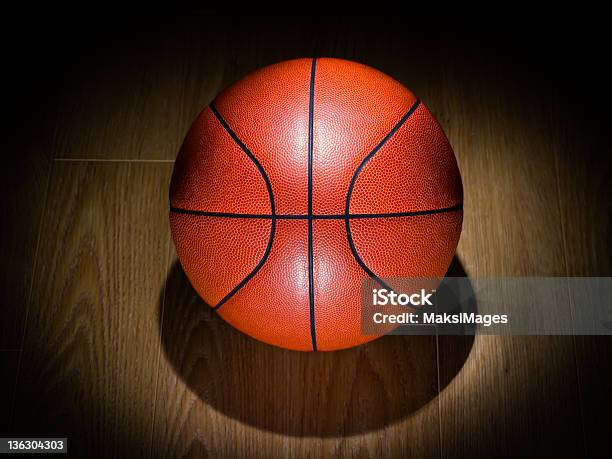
[0,350,19,434]
[11,162,172,458]
[553,90,612,458]
[1,22,60,350]
[54,23,226,161]
[0,123,53,349]
[434,46,585,457]
[152,258,441,459]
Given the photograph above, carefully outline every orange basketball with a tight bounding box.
[169,58,463,351]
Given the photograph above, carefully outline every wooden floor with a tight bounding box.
[1,18,611,458]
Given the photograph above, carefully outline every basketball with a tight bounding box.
[169,58,463,351]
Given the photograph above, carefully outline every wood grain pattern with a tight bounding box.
[0,350,19,433]
[0,21,60,349]
[434,46,585,458]
[11,162,171,457]
[153,260,442,458]
[553,90,612,458]
[0,122,53,349]
[54,25,225,161]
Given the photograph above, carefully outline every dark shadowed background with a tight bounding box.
[1,14,611,458]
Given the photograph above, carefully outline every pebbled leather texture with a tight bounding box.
[170,107,270,214]
[311,58,417,215]
[213,59,311,215]
[170,214,272,305]
[169,57,463,351]
[349,102,463,214]
[215,220,312,351]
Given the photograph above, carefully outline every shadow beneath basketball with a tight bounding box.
[158,256,475,437]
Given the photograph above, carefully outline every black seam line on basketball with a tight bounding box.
[307,58,318,352]
[169,203,463,220]
[209,103,276,311]
[344,99,422,292]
